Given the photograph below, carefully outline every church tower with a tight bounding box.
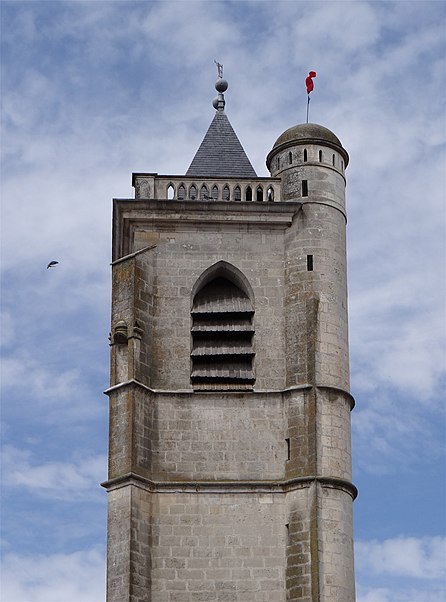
[103,73,356,602]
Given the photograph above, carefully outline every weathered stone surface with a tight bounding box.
[105,121,356,601]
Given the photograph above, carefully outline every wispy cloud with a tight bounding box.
[2,445,106,501]
[356,536,446,602]
[357,536,446,580]
[1,547,105,602]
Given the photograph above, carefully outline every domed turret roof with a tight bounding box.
[273,123,343,148]
[267,122,349,168]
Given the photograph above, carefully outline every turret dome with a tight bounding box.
[267,122,349,169]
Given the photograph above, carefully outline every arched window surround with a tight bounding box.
[191,261,254,304]
[177,183,186,200]
[200,184,209,200]
[189,184,197,200]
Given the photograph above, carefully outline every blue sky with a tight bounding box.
[1,1,445,600]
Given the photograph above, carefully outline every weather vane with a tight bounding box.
[214,60,223,79]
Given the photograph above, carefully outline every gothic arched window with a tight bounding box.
[267,186,274,202]
[211,185,219,201]
[191,266,255,391]
[234,186,241,201]
[189,184,197,200]
[245,186,252,202]
[200,184,209,200]
[223,185,230,201]
[256,186,263,202]
[178,184,186,200]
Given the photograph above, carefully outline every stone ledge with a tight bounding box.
[104,379,355,410]
[101,472,357,500]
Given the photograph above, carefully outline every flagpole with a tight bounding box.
[305,70,316,124]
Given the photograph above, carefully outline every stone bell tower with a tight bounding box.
[103,72,356,602]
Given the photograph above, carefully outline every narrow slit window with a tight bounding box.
[307,254,313,271]
[302,180,308,197]
[288,151,292,165]
[286,438,291,461]
[277,157,280,169]
[332,154,335,166]
[319,150,323,162]
[304,149,308,162]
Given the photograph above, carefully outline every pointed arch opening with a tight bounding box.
[189,184,197,200]
[223,185,230,201]
[245,186,252,202]
[211,185,219,201]
[200,184,209,200]
[267,186,274,202]
[191,262,255,391]
[177,183,186,200]
[167,184,175,200]
[234,186,241,202]
[256,186,263,202]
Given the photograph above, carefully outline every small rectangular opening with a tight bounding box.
[286,438,291,461]
[307,255,313,271]
[302,180,308,197]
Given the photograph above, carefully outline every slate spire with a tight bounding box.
[186,73,257,178]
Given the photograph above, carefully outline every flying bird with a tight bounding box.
[47,261,59,269]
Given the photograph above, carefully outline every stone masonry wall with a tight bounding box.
[317,485,355,602]
[149,491,287,602]
[284,203,349,390]
[124,223,288,392]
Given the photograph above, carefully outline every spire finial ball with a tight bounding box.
[215,78,228,93]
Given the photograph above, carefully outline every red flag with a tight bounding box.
[306,71,316,94]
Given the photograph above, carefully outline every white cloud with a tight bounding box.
[1,547,105,602]
[356,536,446,580]
[356,536,446,602]
[2,445,106,501]
[357,586,446,602]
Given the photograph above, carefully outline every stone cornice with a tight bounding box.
[101,472,357,500]
[104,379,355,410]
